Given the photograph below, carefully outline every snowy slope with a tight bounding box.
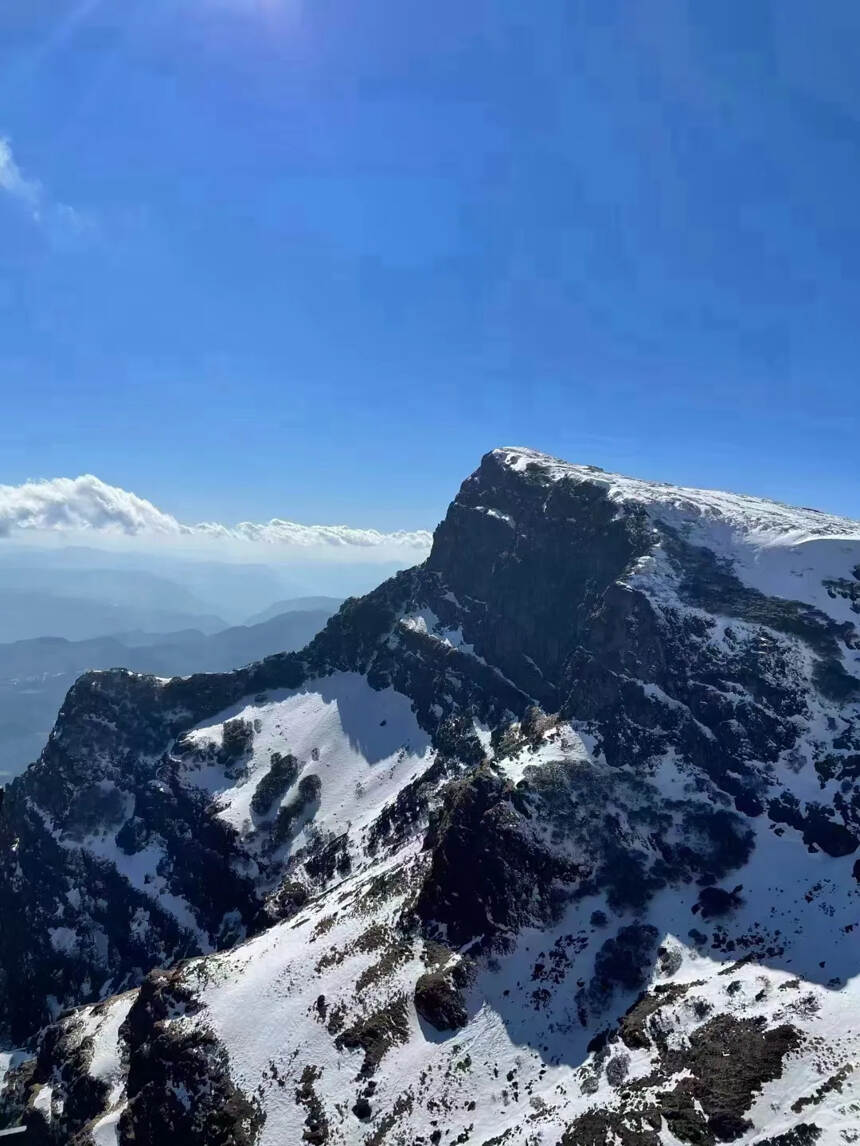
[18,716,859,1144]
[498,446,860,632]
[181,672,433,870]
[499,447,860,547]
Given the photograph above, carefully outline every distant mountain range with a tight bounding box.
[0,601,340,781]
[0,589,228,644]
[0,545,415,639]
[244,595,344,626]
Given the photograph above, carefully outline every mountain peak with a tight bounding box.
[492,445,860,541]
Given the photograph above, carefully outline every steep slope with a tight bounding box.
[1,447,859,1145]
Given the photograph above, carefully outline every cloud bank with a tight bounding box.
[0,475,433,555]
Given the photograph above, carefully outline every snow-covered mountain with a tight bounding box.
[1,447,859,1145]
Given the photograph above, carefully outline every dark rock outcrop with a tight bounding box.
[414,967,468,1032]
[118,969,263,1146]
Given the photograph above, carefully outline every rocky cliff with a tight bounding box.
[1,447,858,1144]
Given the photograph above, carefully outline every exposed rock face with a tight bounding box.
[0,669,264,1043]
[562,1014,802,1145]
[413,766,584,950]
[414,963,470,1032]
[425,456,654,710]
[2,447,859,1144]
[117,969,263,1146]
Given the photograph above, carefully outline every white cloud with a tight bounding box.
[0,138,42,217]
[0,474,433,555]
[0,136,84,237]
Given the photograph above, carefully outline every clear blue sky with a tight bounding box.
[1,0,859,530]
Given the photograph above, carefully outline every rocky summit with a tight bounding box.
[1,446,859,1145]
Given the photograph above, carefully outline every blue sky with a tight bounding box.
[1,0,859,532]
